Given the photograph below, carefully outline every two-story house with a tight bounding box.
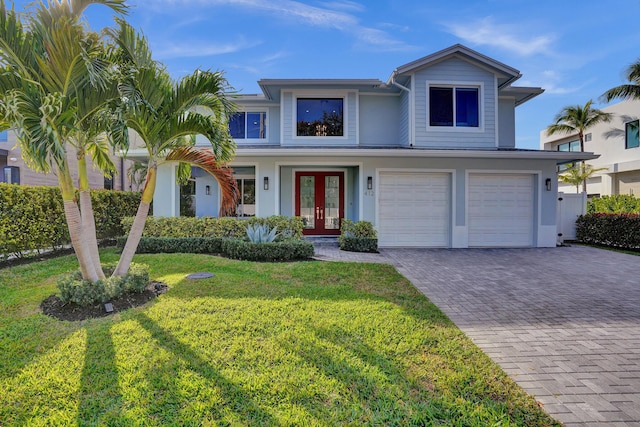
[540,99,640,197]
[150,44,594,248]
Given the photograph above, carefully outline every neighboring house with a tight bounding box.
[540,99,640,197]
[0,128,135,191]
[146,44,595,248]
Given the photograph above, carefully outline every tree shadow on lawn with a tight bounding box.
[131,312,277,425]
[77,324,124,425]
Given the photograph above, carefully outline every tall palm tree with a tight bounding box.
[546,100,612,192]
[0,0,127,281]
[110,20,238,277]
[602,60,640,102]
[559,163,607,193]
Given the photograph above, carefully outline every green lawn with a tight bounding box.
[0,250,559,426]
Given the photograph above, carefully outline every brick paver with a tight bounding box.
[314,245,640,426]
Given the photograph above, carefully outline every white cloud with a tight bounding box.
[139,0,414,51]
[444,17,554,56]
[154,38,262,59]
[519,71,594,96]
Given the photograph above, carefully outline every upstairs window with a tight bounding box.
[429,86,479,127]
[557,140,580,152]
[0,130,7,142]
[229,112,266,139]
[297,98,343,136]
[626,120,639,149]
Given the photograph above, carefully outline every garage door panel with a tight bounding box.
[468,174,534,247]
[378,172,450,247]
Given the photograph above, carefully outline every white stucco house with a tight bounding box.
[151,44,595,248]
[540,99,640,197]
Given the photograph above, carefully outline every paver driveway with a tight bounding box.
[316,245,640,426]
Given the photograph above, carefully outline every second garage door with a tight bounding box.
[468,173,534,247]
[378,172,450,247]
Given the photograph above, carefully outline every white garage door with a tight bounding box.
[378,172,450,247]
[468,173,534,247]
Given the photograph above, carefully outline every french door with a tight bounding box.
[295,171,344,235]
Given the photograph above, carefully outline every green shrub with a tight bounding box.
[588,194,640,214]
[339,237,378,253]
[222,239,315,262]
[122,215,304,240]
[0,184,140,260]
[576,213,640,248]
[116,236,224,254]
[339,219,378,252]
[57,263,150,306]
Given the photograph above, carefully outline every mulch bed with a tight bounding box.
[40,282,168,322]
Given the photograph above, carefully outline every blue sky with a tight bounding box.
[17,0,640,149]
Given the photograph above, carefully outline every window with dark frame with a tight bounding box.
[296,98,344,136]
[626,120,639,149]
[429,86,479,128]
[229,112,266,139]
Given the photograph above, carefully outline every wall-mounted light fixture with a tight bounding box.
[545,178,552,191]
[263,177,269,191]
[367,176,373,190]
[205,185,211,195]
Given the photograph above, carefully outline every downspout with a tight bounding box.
[390,70,413,147]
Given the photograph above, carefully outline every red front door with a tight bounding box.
[295,171,344,235]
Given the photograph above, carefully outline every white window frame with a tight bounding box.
[229,110,268,141]
[426,81,484,132]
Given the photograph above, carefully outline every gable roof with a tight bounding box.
[389,44,522,89]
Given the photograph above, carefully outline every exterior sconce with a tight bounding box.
[205,185,211,195]
[367,176,373,190]
[545,178,552,191]
[264,177,269,191]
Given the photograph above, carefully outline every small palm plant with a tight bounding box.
[246,224,278,244]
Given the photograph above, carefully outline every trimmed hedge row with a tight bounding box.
[576,213,640,249]
[121,215,305,240]
[116,236,224,254]
[0,184,140,259]
[116,236,315,262]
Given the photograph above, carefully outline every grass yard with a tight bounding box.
[0,250,559,426]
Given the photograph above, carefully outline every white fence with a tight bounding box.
[556,192,587,243]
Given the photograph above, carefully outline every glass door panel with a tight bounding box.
[324,176,340,230]
[299,176,315,229]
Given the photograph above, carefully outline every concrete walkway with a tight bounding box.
[314,245,640,426]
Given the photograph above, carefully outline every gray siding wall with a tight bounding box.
[399,88,410,147]
[359,95,400,146]
[413,57,497,148]
[498,97,515,148]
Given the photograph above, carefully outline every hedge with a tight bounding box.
[576,213,640,249]
[121,215,305,240]
[0,184,140,260]
[339,219,378,252]
[588,194,640,214]
[221,239,315,262]
[116,236,225,255]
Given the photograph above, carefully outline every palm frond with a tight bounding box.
[165,146,239,216]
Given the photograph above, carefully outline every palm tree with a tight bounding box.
[0,0,127,281]
[110,20,238,277]
[602,60,640,102]
[559,163,607,193]
[546,100,612,193]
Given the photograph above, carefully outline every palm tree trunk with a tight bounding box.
[78,155,105,280]
[58,167,100,282]
[112,165,156,277]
